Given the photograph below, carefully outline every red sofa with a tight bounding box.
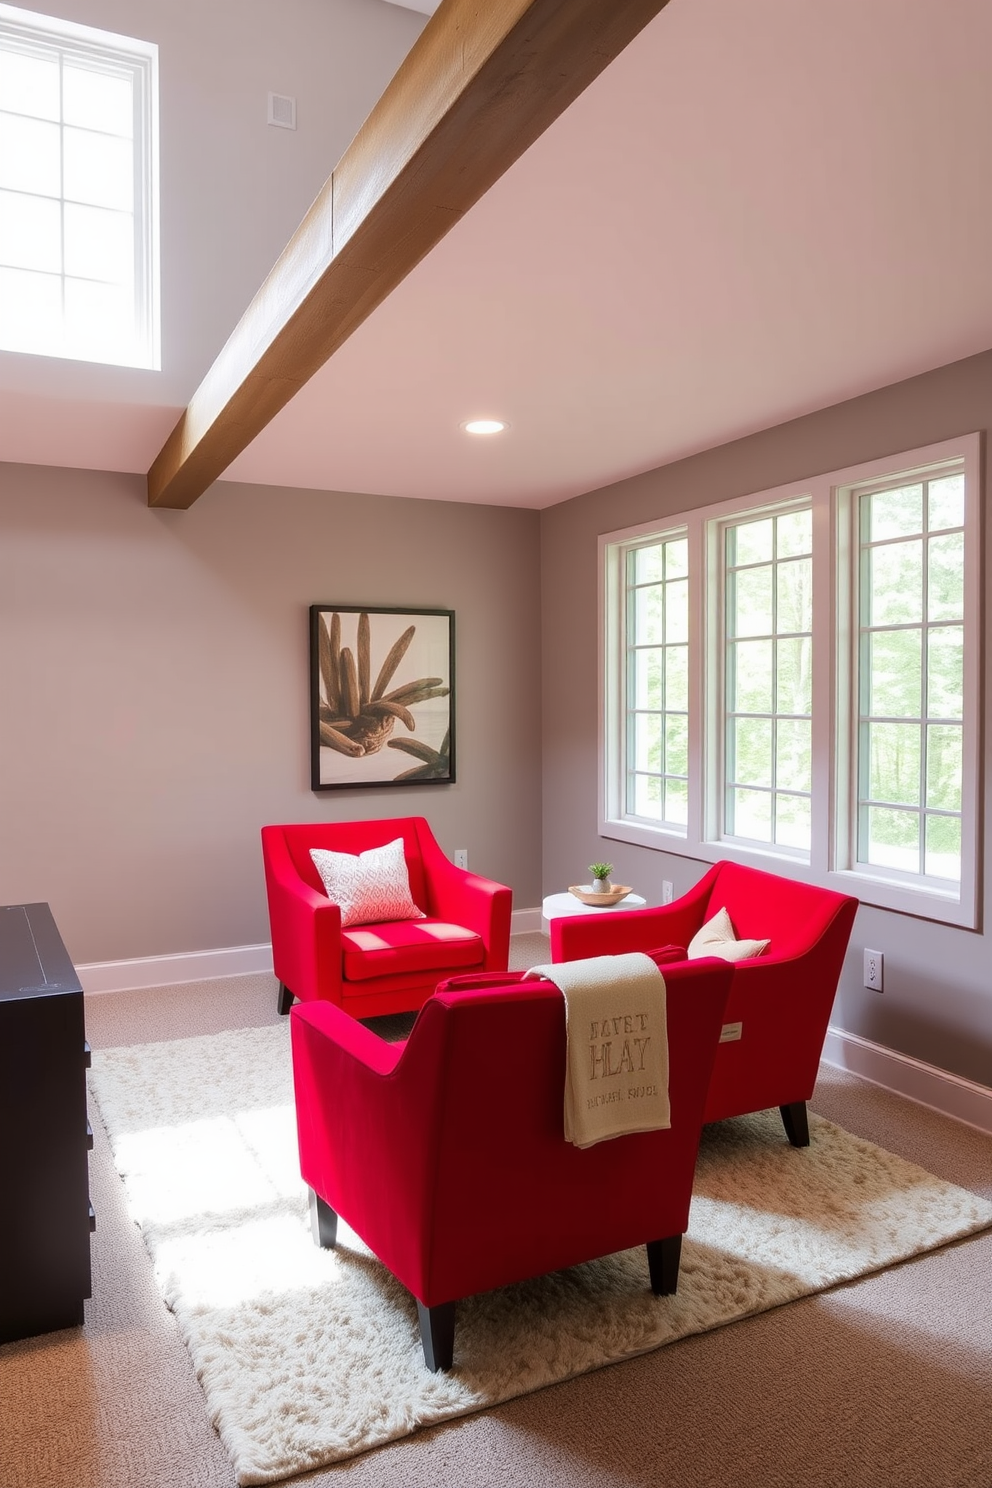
[291,958,734,1370]
[262,816,512,1019]
[551,860,858,1145]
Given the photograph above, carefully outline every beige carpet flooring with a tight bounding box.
[2,934,991,1488]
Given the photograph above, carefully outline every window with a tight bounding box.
[0,3,158,367]
[852,467,970,888]
[601,435,981,926]
[722,504,813,854]
[623,532,689,831]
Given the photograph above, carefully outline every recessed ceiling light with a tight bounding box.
[461,418,508,435]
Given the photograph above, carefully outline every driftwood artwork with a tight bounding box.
[310,607,454,789]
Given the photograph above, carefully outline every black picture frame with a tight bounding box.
[309,605,455,790]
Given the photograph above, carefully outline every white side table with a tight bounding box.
[541,890,647,935]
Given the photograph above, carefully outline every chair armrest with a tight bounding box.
[290,999,442,1299]
[262,828,343,1003]
[417,833,512,969]
[551,904,697,962]
[550,867,720,963]
[436,969,530,993]
[703,902,858,1119]
[649,944,688,965]
[291,999,405,1079]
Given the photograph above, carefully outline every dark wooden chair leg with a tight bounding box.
[780,1100,810,1147]
[646,1234,682,1295]
[277,982,294,1016]
[309,1187,338,1248]
[417,1299,456,1371]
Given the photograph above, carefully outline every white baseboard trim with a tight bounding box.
[79,912,546,996]
[75,950,992,1134]
[822,1025,992,1136]
[512,906,544,934]
[79,943,274,995]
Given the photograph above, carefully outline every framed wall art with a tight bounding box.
[309,605,455,790]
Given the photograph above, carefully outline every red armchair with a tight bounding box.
[261,817,512,1019]
[291,959,733,1370]
[551,861,858,1147]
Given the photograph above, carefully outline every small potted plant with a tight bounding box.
[588,861,614,894]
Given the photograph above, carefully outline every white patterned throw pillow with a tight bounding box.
[687,905,769,963]
[309,838,425,928]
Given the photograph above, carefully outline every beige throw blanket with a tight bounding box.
[525,953,670,1149]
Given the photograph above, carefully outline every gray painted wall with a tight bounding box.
[0,466,542,964]
[540,349,992,1089]
[0,0,987,1091]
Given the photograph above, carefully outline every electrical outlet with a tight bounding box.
[454,848,468,869]
[661,880,674,904]
[863,949,884,992]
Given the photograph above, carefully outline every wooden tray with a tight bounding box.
[568,884,633,907]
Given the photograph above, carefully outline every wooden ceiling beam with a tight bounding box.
[147,0,670,509]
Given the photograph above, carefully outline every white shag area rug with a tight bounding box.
[89,1023,992,1487]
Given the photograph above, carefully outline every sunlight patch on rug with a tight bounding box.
[89,1023,992,1486]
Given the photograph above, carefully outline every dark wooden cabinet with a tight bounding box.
[0,902,93,1343]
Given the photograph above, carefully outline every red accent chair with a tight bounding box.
[261,817,512,1019]
[550,861,858,1147]
[291,959,734,1370]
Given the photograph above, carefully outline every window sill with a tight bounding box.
[600,817,978,929]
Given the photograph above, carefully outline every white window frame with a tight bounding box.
[600,433,982,928]
[0,2,160,369]
[612,526,692,834]
[704,492,816,859]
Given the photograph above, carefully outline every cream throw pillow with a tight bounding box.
[309,838,425,928]
[687,905,769,963]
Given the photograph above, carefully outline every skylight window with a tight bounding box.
[0,3,158,368]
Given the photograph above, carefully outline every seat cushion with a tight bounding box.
[341,919,484,982]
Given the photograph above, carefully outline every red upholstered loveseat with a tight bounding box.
[291,957,734,1370]
[551,860,858,1146]
[261,816,512,1019]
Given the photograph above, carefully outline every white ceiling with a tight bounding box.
[6,0,992,509]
